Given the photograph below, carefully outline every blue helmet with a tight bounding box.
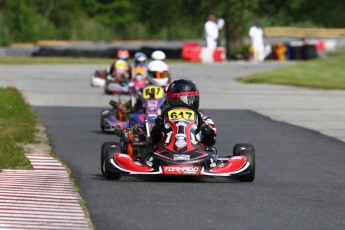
[134,52,147,62]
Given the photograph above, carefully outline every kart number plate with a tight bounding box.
[134,67,145,75]
[115,60,127,68]
[167,108,195,121]
[143,86,163,99]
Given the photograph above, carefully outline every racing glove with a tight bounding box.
[154,115,164,130]
[198,121,216,146]
[151,115,164,144]
[199,122,212,135]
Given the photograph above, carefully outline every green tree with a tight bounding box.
[1,0,344,50]
[81,0,136,39]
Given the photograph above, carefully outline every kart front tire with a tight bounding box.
[102,143,121,180]
[100,109,117,132]
[233,143,255,182]
[101,142,119,175]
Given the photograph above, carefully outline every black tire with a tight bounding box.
[290,45,303,60]
[233,143,255,182]
[302,44,317,60]
[100,109,117,132]
[101,142,121,180]
[101,142,119,174]
[104,77,114,94]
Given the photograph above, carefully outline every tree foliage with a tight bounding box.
[0,0,344,51]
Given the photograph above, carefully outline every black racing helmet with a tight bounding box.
[166,79,200,109]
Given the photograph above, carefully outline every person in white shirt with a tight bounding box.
[204,15,219,50]
[249,21,265,62]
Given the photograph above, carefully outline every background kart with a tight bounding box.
[101,106,255,182]
[100,85,166,133]
[90,69,107,87]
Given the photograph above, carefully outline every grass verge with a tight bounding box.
[236,53,345,90]
[0,87,93,227]
[0,87,37,169]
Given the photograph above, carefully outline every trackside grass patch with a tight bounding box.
[236,54,345,90]
[0,87,37,169]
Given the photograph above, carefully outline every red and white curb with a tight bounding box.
[0,154,90,230]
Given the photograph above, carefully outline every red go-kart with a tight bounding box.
[101,106,255,182]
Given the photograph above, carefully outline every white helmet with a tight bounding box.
[151,50,166,60]
[147,60,169,86]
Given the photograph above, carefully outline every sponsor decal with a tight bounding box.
[146,157,153,167]
[148,101,158,107]
[163,166,201,175]
[175,136,187,148]
[173,154,190,160]
[177,121,187,127]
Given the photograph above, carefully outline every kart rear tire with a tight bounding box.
[102,142,121,180]
[233,143,255,182]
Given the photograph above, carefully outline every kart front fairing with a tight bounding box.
[103,117,128,132]
[128,85,166,130]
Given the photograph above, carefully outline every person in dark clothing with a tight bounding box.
[151,79,216,147]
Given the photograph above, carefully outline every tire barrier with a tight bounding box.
[32,47,143,58]
[141,46,182,59]
[1,38,342,60]
[31,46,183,59]
[290,44,303,60]
[273,43,287,61]
[302,44,317,60]
[0,47,39,57]
[272,41,318,61]
[181,42,226,63]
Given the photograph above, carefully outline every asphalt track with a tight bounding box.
[33,106,345,230]
[1,62,345,229]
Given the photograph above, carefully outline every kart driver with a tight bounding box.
[133,52,148,80]
[150,50,172,84]
[109,49,133,82]
[151,79,216,147]
[128,59,170,113]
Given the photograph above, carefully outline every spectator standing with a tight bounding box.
[249,21,265,62]
[204,15,219,50]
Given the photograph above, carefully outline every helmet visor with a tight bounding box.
[150,71,168,79]
[166,91,199,108]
